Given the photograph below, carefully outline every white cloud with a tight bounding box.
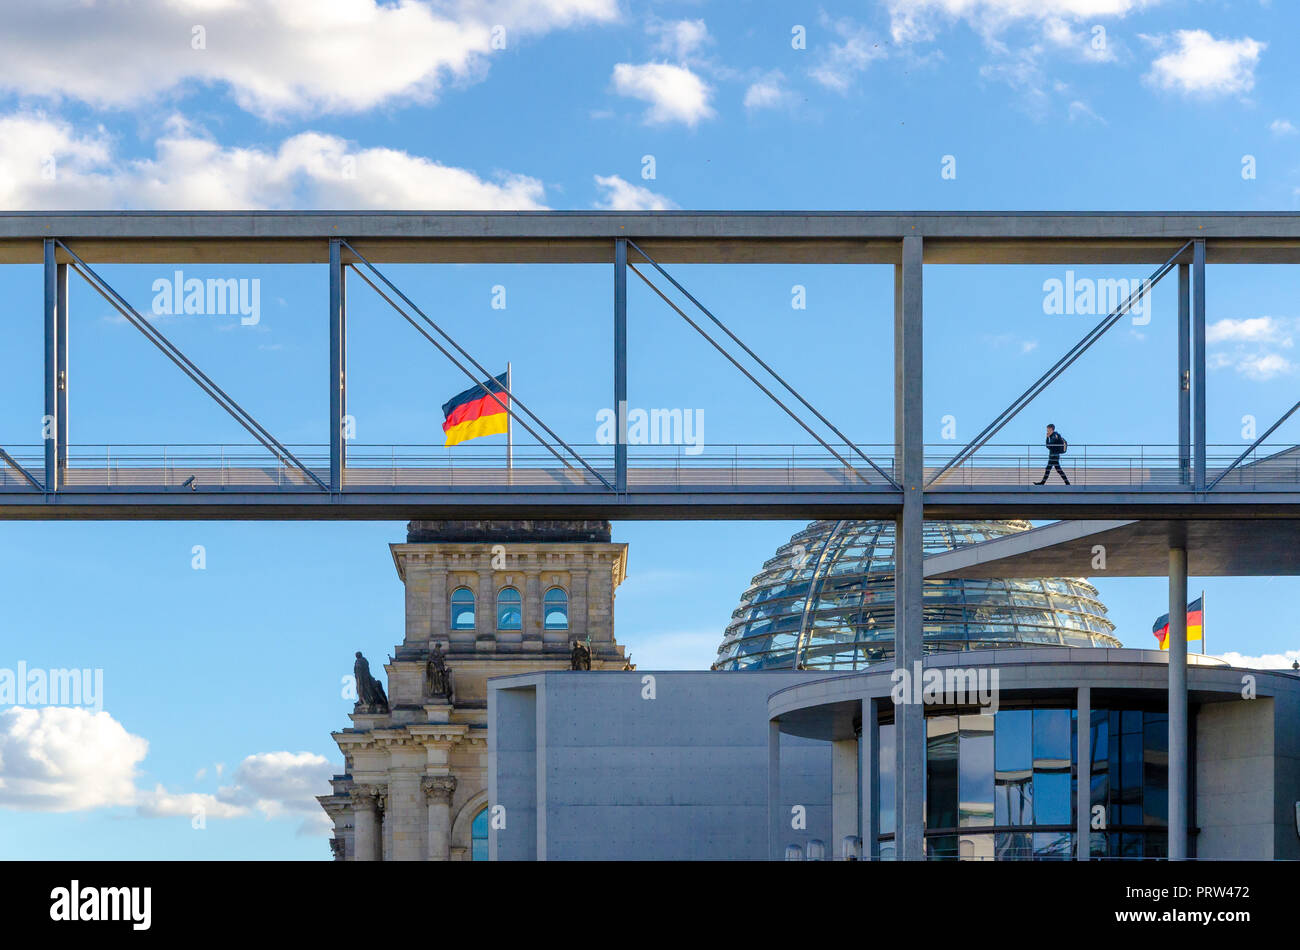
[1144,30,1265,98]
[744,72,795,111]
[1206,316,1293,346]
[0,707,148,812]
[1043,16,1116,62]
[1218,650,1300,670]
[649,18,711,61]
[809,16,887,92]
[138,786,248,820]
[1270,118,1297,136]
[0,0,618,118]
[215,751,334,820]
[887,0,1160,45]
[592,174,677,211]
[0,112,548,210]
[1207,317,1296,380]
[0,705,333,834]
[611,62,715,126]
[1068,99,1106,123]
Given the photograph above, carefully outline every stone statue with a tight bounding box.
[570,640,591,671]
[353,651,389,711]
[426,643,453,701]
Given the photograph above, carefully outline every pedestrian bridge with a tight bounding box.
[4,442,1300,519]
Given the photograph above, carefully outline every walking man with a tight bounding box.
[1034,423,1070,485]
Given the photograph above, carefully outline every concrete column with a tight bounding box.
[894,234,925,861]
[351,786,384,861]
[831,737,859,857]
[1168,546,1189,860]
[768,719,781,860]
[860,698,879,858]
[1076,686,1091,860]
[424,776,457,861]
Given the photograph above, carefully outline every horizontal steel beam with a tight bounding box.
[4,487,1300,520]
[0,212,1298,263]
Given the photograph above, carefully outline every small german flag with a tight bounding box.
[1152,596,1204,649]
[441,372,509,447]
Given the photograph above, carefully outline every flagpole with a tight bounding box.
[506,361,513,473]
[1201,589,1206,656]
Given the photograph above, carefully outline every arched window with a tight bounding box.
[543,587,569,630]
[450,587,475,630]
[471,806,489,861]
[496,587,522,630]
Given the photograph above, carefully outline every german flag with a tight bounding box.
[1152,596,1204,649]
[442,372,509,447]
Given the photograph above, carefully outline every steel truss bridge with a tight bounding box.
[4,211,1300,519]
[4,211,1299,864]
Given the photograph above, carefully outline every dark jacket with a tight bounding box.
[1046,431,1066,457]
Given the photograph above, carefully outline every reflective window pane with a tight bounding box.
[927,717,959,831]
[958,714,994,827]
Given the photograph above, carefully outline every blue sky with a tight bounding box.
[2,0,1300,860]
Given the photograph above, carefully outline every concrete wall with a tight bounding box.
[1271,685,1300,861]
[488,685,537,860]
[1196,698,1275,859]
[489,671,832,860]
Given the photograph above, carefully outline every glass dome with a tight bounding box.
[713,519,1120,671]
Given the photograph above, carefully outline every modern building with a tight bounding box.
[325,518,1300,861]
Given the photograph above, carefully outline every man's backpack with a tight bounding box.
[1059,437,1068,455]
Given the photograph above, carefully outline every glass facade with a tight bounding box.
[876,706,1171,860]
[714,519,1120,671]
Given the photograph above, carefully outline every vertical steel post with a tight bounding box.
[1192,241,1206,491]
[1177,262,1190,486]
[1168,545,1189,860]
[860,698,879,859]
[329,238,346,492]
[893,235,924,861]
[1076,686,1091,860]
[43,239,59,491]
[614,238,628,492]
[56,261,69,484]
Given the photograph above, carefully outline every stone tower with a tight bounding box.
[317,520,630,861]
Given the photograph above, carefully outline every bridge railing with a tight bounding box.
[0,443,900,492]
[5,442,1300,492]
[925,443,1300,488]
